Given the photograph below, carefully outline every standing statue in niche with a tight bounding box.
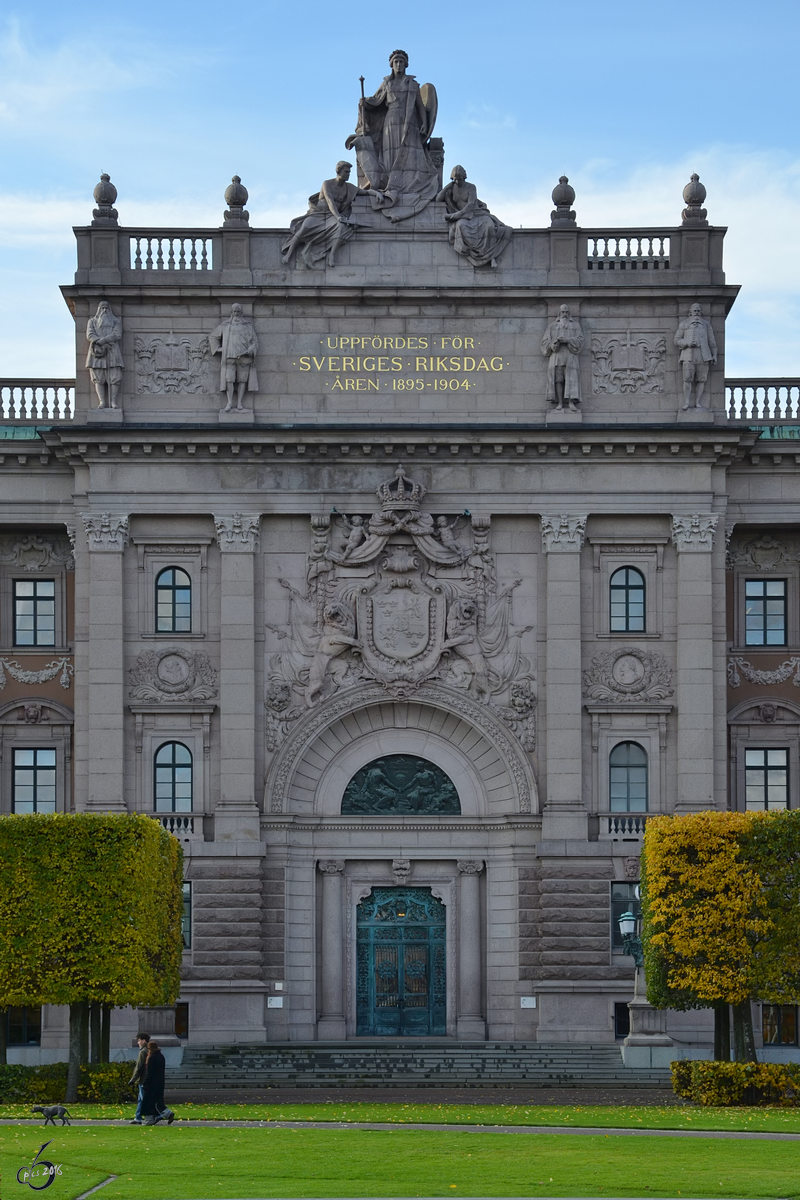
[345,50,439,222]
[674,303,717,410]
[209,304,258,412]
[436,166,512,268]
[282,162,381,269]
[86,300,124,409]
[542,305,584,413]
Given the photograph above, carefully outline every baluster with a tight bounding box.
[134,237,142,269]
[168,238,176,270]
[178,239,186,270]
[601,236,609,263]
[1,387,7,420]
[201,239,209,270]
[156,239,164,270]
[625,236,632,259]
[145,238,153,270]
[793,385,800,421]
[590,237,599,260]
[189,238,198,270]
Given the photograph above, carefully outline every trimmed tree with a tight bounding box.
[642,810,800,1061]
[0,813,183,1099]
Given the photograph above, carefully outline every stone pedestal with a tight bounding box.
[676,406,713,423]
[136,1005,180,1047]
[621,969,674,1068]
[457,861,486,1039]
[545,408,582,425]
[218,409,255,425]
[86,408,124,425]
[318,861,346,1039]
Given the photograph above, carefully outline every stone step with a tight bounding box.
[168,1042,672,1089]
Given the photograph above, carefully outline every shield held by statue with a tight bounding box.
[357,579,446,685]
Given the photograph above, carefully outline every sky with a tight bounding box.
[1,0,799,377]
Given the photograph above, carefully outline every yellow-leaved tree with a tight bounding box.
[642,810,800,1062]
[0,813,183,1100]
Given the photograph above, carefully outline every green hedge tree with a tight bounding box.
[642,810,800,1062]
[0,813,183,1100]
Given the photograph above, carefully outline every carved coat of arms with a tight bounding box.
[264,467,536,753]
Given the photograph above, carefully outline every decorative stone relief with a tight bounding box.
[209,306,258,412]
[128,647,218,702]
[727,657,800,689]
[541,514,587,553]
[64,523,77,555]
[624,857,640,880]
[17,703,48,723]
[264,466,536,754]
[134,334,211,394]
[591,331,666,394]
[0,535,73,573]
[86,301,123,410]
[392,859,412,885]
[0,658,74,690]
[583,647,674,702]
[82,513,129,552]
[726,533,793,573]
[671,513,718,552]
[674,304,717,411]
[318,860,345,874]
[214,513,260,552]
[457,860,484,875]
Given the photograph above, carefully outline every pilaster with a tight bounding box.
[456,860,486,1040]
[541,515,588,840]
[81,512,129,810]
[671,513,719,810]
[213,513,261,840]
[317,860,346,1040]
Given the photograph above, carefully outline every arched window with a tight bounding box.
[156,568,192,633]
[154,742,192,812]
[342,755,461,815]
[609,567,645,632]
[609,742,648,812]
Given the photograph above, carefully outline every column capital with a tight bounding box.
[541,513,587,553]
[671,512,719,553]
[318,859,345,875]
[214,512,260,552]
[82,511,129,552]
[457,859,484,875]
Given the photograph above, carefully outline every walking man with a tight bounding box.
[129,1032,150,1125]
[141,1040,175,1126]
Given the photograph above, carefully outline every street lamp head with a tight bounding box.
[618,910,637,937]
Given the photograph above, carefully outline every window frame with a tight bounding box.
[154,741,193,813]
[728,702,800,813]
[13,578,57,648]
[131,538,211,640]
[155,567,192,634]
[609,741,649,813]
[743,577,787,647]
[762,1003,798,1046]
[589,538,667,640]
[744,747,789,811]
[6,1005,41,1046]
[732,563,800,651]
[609,566,646,633]
[12,746,57,813]
[181,882,192,950]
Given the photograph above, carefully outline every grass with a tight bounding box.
[1,1124,799,1200]
[5,1098,800,1132]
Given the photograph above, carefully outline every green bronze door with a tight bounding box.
[356,887,446,1036]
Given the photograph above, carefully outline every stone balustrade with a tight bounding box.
[0,380,75,422]
[725,378,800,424]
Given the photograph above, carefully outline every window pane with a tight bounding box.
[745,749,767,767]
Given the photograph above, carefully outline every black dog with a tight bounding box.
[31,1104,72,1126]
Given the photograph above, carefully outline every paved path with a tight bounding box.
[6,1118,800,1140]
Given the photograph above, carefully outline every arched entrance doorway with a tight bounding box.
[356,887,446,1036]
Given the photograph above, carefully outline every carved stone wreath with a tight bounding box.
[128,647,218,702]
[583,647,673,702]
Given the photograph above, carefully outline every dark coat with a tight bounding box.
[141,1049,166,1116]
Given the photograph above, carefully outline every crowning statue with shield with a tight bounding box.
[346,50,439,222]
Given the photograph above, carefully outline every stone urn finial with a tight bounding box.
[224,175,250,225]
[681,172,708,226]
[550,175,577,228]
[92,172,118,227]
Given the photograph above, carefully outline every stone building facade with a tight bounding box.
[2,138,799,1062]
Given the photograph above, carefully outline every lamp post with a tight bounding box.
[617,909,644,969]
[616,893,673,1067]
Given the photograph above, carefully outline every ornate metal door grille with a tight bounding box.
[356,887,446,1036]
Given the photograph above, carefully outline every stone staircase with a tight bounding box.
[169,1041,672,1090]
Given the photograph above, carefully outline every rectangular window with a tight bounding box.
[763,1004,798,1046]
[611,882,641,950]
[13,748,56,813]
[614,1002,630,1039]
[181,881,192,949]
[6,1006,41,1046]
[14,579,55,646]
[174,1002,189,1038]
[745,579,786,646]
[745,748,789,810]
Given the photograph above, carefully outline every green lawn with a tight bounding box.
[1,1125,799,1200]
[5,1099,800,1132]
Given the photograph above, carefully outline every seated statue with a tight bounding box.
[437,166,512,268]
[282,161,379,269]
